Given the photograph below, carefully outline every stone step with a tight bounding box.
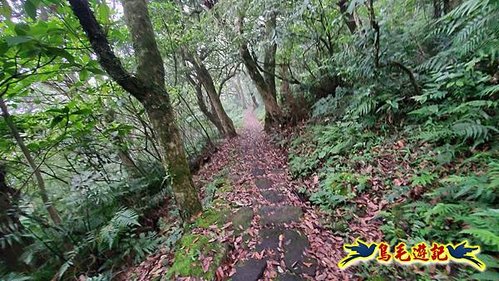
[231,258,267,281]
[277,273,304,281]
[231,207,254,234]
[251,167,265,176]
[258,205,303,225]
[260,189,286,204]
[254,227,317,277]
[255,178,273,190]
[256,228,304,252]
[285,248,317,277]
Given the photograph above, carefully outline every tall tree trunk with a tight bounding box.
[0,98,62,225]
[142,93,201,217]
[234,77,247,109]
[263,12,277,100]
[183,50,237,138]
[68,0,202,219]
[237,15,282,131]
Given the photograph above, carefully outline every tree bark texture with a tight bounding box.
[68,0,202,219]
[237,15,282,131]
[183,50,237,138]
[187,74,225,135]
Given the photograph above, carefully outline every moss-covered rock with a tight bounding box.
[165,172,234,279]
[194,207,228,228]
[165,233,226,279]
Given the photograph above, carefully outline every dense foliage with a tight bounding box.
[286,0,498,280]
[0,0,497,280]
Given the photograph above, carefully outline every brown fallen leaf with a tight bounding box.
[201,256,213,273]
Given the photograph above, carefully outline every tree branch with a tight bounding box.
[67,0,145,100]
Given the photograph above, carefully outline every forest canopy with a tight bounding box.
[0,0,497,280]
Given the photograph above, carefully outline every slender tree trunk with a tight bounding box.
[0,98,62,225]
[240,43,282,130]
[238,42,282,129]
[234,77,247,109]
[187,74,225,135]
[68,0,202,219]
[183,50,237,138]
[175,87,214,148]
[237,14,282,131]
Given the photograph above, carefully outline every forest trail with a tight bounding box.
[195,110,355,280]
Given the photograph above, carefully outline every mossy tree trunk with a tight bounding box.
[142,93,202,217]
[68,0,202,219]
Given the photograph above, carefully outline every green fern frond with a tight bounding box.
[111,208,140,228]
[460,229,499,250]
[413,126,453,142]
[479,84,499,97]
[426,203,466,218]
[490,162,499,189]
[452,122,491,142]
[98,208,140,249]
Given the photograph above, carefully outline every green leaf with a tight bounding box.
[5,36,33,46]
[79,70,89,81]
[14,23,30,35]
[46,47,75,64]
[50,115,65,128]
[24,0,37,20]
[470,271,499,281]
[72,108,92,115]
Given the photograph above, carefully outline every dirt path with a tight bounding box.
[198,110,353,280]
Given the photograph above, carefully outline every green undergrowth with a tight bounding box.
[165,173,231,279]
[284,2,499,278]
[287,120,498,280]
